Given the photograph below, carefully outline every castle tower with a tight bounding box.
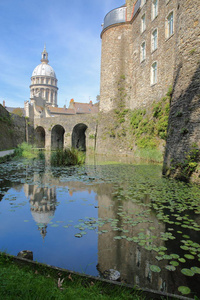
[126,0,135,20]
[30,46,58,108]
[100,3,130,112]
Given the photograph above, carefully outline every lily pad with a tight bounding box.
[178,286,191,295]
[150,265,161,273]
[178,258,186,263]
[181,268,194,276]
[75,233,82,238]
[165,265,176,271]
[170,261,179,267]
[184,254,194,260]
[114,236,122,240]
[191,267,200,274]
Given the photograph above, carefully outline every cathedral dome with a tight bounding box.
[32,63,57,78]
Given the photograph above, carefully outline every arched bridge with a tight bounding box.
[34,114,98,151]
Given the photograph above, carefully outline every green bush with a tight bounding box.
[136,136,157,149]
[130,109,146,129]
[51,148,85,166]
[14,142,39,159]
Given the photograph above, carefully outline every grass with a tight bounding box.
[51,148,85,166]
[0,253,144,300]
[134,148,163,163]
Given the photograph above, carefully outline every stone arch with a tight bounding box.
[51,125,65,150]
[72,123,88,151]
[35,126,45,148]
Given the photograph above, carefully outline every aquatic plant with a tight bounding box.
[14,142,39,159]
[50,148,85,166]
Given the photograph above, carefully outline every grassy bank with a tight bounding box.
[0,253,143,300]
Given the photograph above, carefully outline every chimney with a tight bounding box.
[3,100,5,107]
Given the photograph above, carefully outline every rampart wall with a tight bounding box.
[0,104,34,151]
[163,0,200,181]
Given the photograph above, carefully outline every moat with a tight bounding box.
[0,156,200,298]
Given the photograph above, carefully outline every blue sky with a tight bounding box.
[0,0,124,109]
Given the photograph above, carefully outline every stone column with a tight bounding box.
[45,130,51,150]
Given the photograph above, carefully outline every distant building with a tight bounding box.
[24,46,98,119]
[2,100,25,116]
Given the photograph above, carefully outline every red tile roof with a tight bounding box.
[47,106,75,115]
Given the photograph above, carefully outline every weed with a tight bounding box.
[89,134,95,139]
[175,111,183,117]
[180,128,189,135]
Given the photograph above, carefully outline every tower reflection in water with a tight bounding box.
[24,175,57,239]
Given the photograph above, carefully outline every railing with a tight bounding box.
[102,6,126,31]
[102,0,141,32]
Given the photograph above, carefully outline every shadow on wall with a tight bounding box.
[35,126,45,148]
[51,125,65,150]
[72,123,88,151]
[163,61,200,178]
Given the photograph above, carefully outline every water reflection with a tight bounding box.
[97,186,168,292]
[0,160,200,297]
[24,179,57,239]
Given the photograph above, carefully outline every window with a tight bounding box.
[141,14,146,33]
[166,12,174,38]
[152,29,158,51]
[152,0,158,20]
[141,0,146,7]
[151,62,157,85]
[141,42,146,61]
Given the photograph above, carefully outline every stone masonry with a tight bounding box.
[100,0,177,112]
[163,0,200,181]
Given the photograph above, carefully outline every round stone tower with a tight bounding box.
[30,46,58,107]
[100,3,131,112]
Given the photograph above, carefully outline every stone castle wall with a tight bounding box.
[0,104,34,151]
[100,0,177,112]
[129,0,176,110]
[163,0,200,180]
[100,24,131,112]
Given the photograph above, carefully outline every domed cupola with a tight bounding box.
[30,45,58,107]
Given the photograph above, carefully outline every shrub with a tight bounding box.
[14,142,39,159]
[51,148,85,166]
